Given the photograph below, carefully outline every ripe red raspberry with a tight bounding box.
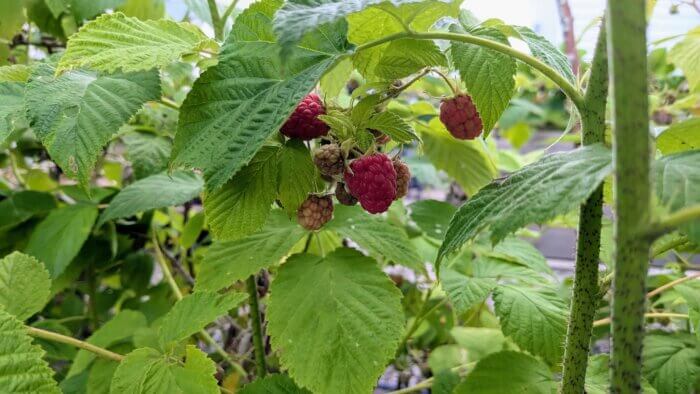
[335,182,357,206]
[280,93,329,140]
[344,154,396,214]
[393,159,410,199]
[439,94,483,140]
[297,195,333,230]
[313,144,344,176]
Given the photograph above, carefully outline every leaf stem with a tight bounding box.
[246,275,267,378]
[221,0,239,25]
[207,0,224,41]
[160,97,180,110]
[26,326,124,362]
[593,313,688,328]
[649,204,700,238]
[646,272,700,299]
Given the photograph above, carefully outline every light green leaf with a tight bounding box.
[230,0,282,42]
[278,140,323,216]
[0,65,31,82]
[26,62,161,188]
[586,354,658,394]
[68,0,125,22]
[327,205,423,270]
[0,252,51,321]
[197,210,307,292]
[118,0,165,20]
[320,57,353,98]
[653,150,700,243]
[440,266,496,314]
[123,132,172,179]
[0,308,60,393]
[420,118,498,196]
[409,199,457,240]
[25,203,98,278]
[512,26,576,84]
[0,0,24,39]
[240,374,311,394]
[159,291,248,347]
[98,171,203,226]
[203,146,279,240]
[449,26,516,133]
[493,285,568,364]
[656,117,700,154]
[450,327,507,362]
[455,351,554,393]
[356,39,446,80]
[479,237,551,274]
[669,27,700,92]
[439,144,612,262]
[109,346,218,394]
[87,358,119,394]
[643,333,700,394]
[0,82,26,145]
[268,248,404,394]
[364,110,419,143]
[58,13,214,74]
[473,256,546,283]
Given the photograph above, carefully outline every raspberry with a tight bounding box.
[393,159,410,199]
[439,94,483,140]
[344,154,397,214]
[280,93,330,140]
[335,182,357,206]
[370,129,391,145]
[313,144,344,176]
[297,195,334,231]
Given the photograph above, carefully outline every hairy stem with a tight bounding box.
[27,327,124,362]
[560,21,608,394]
[246,275,267,377]
[606,1,652,391]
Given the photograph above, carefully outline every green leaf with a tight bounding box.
[123,132,172,179]
[110,345,218,394]
[492,285,568,364]
[0,65,31,82]
[656,117,700,154]
[67,310,147,377]
[58,13,214,74]
[420,118,498,196]
[0,252,51,321]
[357,39,446,80]
[171,36,338,190]
[87,358,119,394]
[669,27,700,92]
[230,0,282,42]
[239,374,311,394]
[454,351,554,394]
[25,203,98,278]
[439,144,612,262]
[0,308,60,393]
[450,327,507,362]
[449,26,516,133]
[278,140,323,216]
[586,354,658,394]
[643,333,700,394]
[267,248,404,394]
[26,62,161,188]
[0,82,26,145]
[0,0,24,39]
[196,210,307,292]
[98,171,203,226]
[479,237,551,274]
[68,0,125,22]
[512,26,576,84]
[440,266,496,314]
[326,205,423,270]
[203,147,279,240]
[364,110,419,143]
[409,199,457,240]
[118,0,165,20]
[320,57,353,98]
[159,291,248,347]
[653,150,700,242]
[0,190,57,232]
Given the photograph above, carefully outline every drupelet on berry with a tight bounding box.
[439,94,483,140]
[297,195,334,231]
[344,154,397,214]
[280,93,330,140]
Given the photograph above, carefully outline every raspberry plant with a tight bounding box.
[0,1,699,393]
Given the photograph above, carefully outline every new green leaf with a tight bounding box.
[653,150,700,242]
[454,351,554,393]
[643,333,700,394]
[656,117,700,154]
[669,27,700,92]
[512,26,576,84]
[0,252,51,321]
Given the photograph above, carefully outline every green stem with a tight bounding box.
[560,22,608,394]
[26,327,124,362]
[650,204,700,237]
[207,0,224,41]
[593,313,689,328]
[221,0,239,25]
[353,31,585,111]
[246,275,267,377]
[607,1,653,391]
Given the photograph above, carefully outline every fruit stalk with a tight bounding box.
[247,275,267,377]
[560,22,608,394]
[606,1,653,391]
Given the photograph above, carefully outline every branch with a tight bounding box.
[246,275,267,377]
[26,327,124,362]
[649,204,700,238]
[646,272,700,299]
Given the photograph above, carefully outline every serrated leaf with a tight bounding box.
[669,27,700,92]
[123,132,172,179]
[230,0,282,42]
[0,65,31,82]
[493,285,567,364]
[68,0,125,22]
[409,199,457,240]
[454,351,554,394]
[653,151,700,243]
[268,248,404,394]
[512,26,576,84]
[98,170,203,226]
[203,146,279,241]
[25,203,98,278]
[58,13,213,74]
[197,211,307,292]
[159,291,247,346]
[586,354,658,394]
[656,117,700,154]
[87,358,119,394]
[109,346,218,394]
[473,256,547,283]
[118,0,165,20]
[0,308,60,393]
[480,236,551,274]
[449,26,516,134]
[643,333,700,394]
[357,39,446,81]
[278,140,323,216]
[26,62,161,188]
[420,118,498,196]
[239,374,311,394]
[0,252,51,321]
[450,327,507,362]
[0,82,26,145]
[439,144,612,262]
[326,205,423,270]
[440,267,496,314]
[364,111,419,143]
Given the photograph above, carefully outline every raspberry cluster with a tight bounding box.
[439,94,483,140]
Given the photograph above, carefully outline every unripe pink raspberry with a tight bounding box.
[439,94,483,140]
[335,182,357,206]
[297,195,333,230]
[344,154,397,214]
[280,93,330,140]
[393,159,410,199]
